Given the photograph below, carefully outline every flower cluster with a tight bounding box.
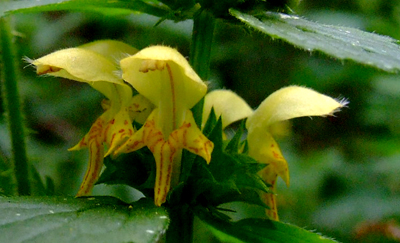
[203,87,347,220]
[31,40,214,206]
[31,40,346,218]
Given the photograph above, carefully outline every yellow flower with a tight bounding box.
[115,46,214,206]
[202,89,253,129]
[246,86,347,220]
[30,40,154,196]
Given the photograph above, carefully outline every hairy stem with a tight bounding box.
[165,8,216,243]
[0,17,31,196]
[166,205,194,243]
[190,9,215,127]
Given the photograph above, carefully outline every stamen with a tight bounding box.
[101,99,111,110]
[36,65,62,75]
[139,60,167,73]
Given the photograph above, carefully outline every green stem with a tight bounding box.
[0,17,31,196]
[190,8,215,127]
[166,8,216,243]
[166,205,194,243]
[190,9,215,80]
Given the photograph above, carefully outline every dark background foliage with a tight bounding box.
[1,0,400,242]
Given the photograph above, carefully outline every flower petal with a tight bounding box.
[32,48,122,84]
[120,46,207,136]
[69,116,106,196]
[31,40,141,198]
[114,111,160,155]
[171,110,214,163]
[69,97,136,194]
[114,109,213,206]
[69,112,108,151]
[90,82,133,112]
[104,108,135,156]
[152,140,178,206]
[30,40,139,107]
[202,90,253,129]
[258,167,280,220]
[246,85,347,130]
[121,46,206,109]
[247,128,288,221]
[76,140,105,197]
[80,39,138,64]
[113,110,175,206]
[245,86,347,220]
[127,94,155,124]
[247,129,289,186]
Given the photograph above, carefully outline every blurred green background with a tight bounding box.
[2,0,400,242]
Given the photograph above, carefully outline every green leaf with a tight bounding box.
[30,165,54,196]
[186,115,270,207]
[180,107,218,184]
[0,154,15,196]
[0,196,169,243]
[200,153,269,207]
[230,9,400,72]
[97,149,156,197]
[225,120,246,153]
[195,206,338,243]
[186,117,270,207]
[0,0,169,18]
[202,107,218,137]
[229,154,269,191]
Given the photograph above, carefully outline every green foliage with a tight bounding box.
[0,196,169,243]
[4,0,400,73]
[0,155,15,196]
[99,109,269,209]
[195,205,338,243]
[229,9,400,72]
[2,0,400,242]
[0,0,169,18]
[0,17,30,196]
[30,165,55,196]
[183,114,269,207]
[158,0,195,11]
[97,149,156,197]
[198,0,290,18]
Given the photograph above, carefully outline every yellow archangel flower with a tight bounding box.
[202,87,346,220]
[29,40,154,197]
[202,89,253,129]
[115,46,214,206]
[246,86,348,220]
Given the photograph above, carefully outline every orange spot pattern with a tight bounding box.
[74,109,135,197]
[116,113,214,206]
[76,117,105,197]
